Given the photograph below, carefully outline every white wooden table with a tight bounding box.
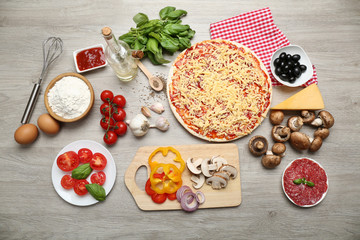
[1,0,359,239]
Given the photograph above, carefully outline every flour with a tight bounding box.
[47,76,91,119]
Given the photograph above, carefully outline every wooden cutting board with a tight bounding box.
[124,144,242,211]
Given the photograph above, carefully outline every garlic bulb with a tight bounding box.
[126,114,150,137]
[150,102,165,114]
[151,116,170,131]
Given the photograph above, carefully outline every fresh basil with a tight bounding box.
[293,178,315,187]
[71,163,92,180]
[85,184,106,201]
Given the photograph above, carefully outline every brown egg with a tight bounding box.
[37,113,60,135]
[14,123,39,144]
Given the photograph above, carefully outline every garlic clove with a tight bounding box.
[151,116,170,131]
[141,106,151,118]
[150,102,164,114]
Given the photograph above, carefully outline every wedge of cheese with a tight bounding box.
[271,84,324,110]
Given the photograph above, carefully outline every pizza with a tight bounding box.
[167,39,272,142]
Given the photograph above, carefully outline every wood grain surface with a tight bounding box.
[0,0,359,239]
[124,144,241,210]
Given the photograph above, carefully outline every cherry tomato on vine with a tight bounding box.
[100,116,114,130]
[113,107,126,122]
[114,121,127,136]
[100,102,113,116]
[74,179,89,196]
[78,148,93,163]
[113,95,126,108]
[90,153,108,170]
[100,90,114,103]
[90,171,106,186]
[57,151,79,172]
[103,131,117,145]
[61,175,75,189]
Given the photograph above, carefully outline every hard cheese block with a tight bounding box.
[271,84,324,110]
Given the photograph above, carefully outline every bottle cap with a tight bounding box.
[101,27,112,37]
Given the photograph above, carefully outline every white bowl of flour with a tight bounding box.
[44,73,94,122]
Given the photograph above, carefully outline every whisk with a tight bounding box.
[21,37,63,124]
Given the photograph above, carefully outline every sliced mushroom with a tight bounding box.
[314,127,330,140]
[190,174,205,189]
[287,116,303,132]
[211,156,228,170]
[309,136,323,152]
[219,164,238,179]
[206,175,228,189]
[201,158,215,177]
[248,135,268,156]
[269,110,284,125]
[290,132,311,150]
[301,110,316,124]
[272,143,286,157]
[186,158,202,175]
[311,110,334,128]
[261,151,281,169]
[213,171,230,181]
[271,125,291,142]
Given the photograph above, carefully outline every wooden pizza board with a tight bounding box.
[124,144,242,211]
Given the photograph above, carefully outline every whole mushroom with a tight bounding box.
[311,110,335,128]
[269,110,284,125]
[261,151,281,169]
[271,125,291,143]
[314,127,330,140]
[287,116,304,132]
[290,132,311,150]
[301,110,316,125]
[272,143,286,157]
[248,135,268,156]
[309,136,323,152]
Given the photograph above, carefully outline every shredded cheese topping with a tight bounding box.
[169,39,271,141]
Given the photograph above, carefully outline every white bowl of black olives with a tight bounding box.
[270,45,313,87]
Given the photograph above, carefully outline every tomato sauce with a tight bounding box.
[283,158,328,207]
[76,47,106,71]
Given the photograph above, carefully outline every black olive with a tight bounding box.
[286,54,292,61]
[275,67,282,76]
[294,62,300,68]
[300,64,307,73]
[287,61,294,68]
[293,67,301,77]
[279,52,286,59]
[288,69,294,77]
[280,61,286,68]
[292,54,301,62]
[289,76,296,83]
[274,58,281,67]
[280,73,289,81]
[282,64,290,74]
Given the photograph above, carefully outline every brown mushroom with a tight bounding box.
[301,110,316,124]
[272,143,286,157]
[287,116,304,132]
[269,110,284,125]
[261,151,281,169]
[290,132,311,150]
[314,127,330,140]
[271,125,291,142]
[309,136,323,152]
[248,135,268,156]
[311,110,335,128]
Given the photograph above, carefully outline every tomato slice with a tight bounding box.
[78,148,93,163]
[57,151,80,172]
[61,175,75,189]
[74,179,89,196]
[151,193,167,204]
[90,153,107,171]
[90,171,106,186]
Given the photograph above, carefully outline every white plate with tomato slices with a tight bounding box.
[51,140,116,206]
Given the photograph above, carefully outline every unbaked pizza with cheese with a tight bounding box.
[167,39,272,142]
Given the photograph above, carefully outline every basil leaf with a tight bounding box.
[72,163,92,180]
[166,10,187,20]
[133,13,149,27]
[159,6,176,19]
[305,181,315,187]
[164,24,190,35]
[293,178,303,185]
[147,52,161,65]
[85,184,106,201]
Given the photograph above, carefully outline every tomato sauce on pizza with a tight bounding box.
[167,39,272,142]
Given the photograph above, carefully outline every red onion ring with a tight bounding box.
[195,191,205,204]
[180,192,199,212]
[176,185,192,202]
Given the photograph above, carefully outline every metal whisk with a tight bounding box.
[21,37,63,124]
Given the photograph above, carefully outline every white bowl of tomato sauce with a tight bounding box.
[282,157,328,207]
[73,44,107,73]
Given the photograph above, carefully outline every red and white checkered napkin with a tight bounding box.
[210,7,317,87]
